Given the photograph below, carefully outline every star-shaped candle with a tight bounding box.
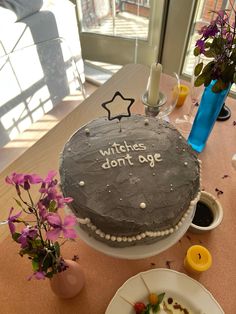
[101,91,135,122]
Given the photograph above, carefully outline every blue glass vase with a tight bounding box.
[187,80,231,153]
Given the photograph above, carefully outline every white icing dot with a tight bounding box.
[79,181,85,187]
[178,221,183,227]
[170,188,173,191]
[170,184,173,187]
[120,198,123,201]
[100,232,105,238]
[95,229,101,235]
[85,128,90,135]
[140,202,146,209]
[132,236,136,241]
[153,173,155,176]
[183,148,186,152]
[175,225,179,230]
[164,230,169,235]
[108,190,111,193]
[129,173,132,176]
[179,136,182,139]
[136,235,142,240]
[184,162,188,166]
[160,231,165,236]
[91,225,96,231]
[156,231,161,236]
[111,236,116,241]
[117,237,122,242]
[68,148,71,152]
[105,234,111,240]
[169,228,174,234]
[122,237,127,242]
[128,238,133,242]
[144,119,149,125]
[141,233,146,238]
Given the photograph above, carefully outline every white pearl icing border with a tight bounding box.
[77,191,201,243]
[76,159,202,243]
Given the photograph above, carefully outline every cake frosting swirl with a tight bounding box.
[59,115,200,247]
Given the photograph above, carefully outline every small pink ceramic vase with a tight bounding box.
[50,259,85,299]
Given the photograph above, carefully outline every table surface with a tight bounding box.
[0,64,235,314]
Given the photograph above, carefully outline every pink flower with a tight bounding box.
[46,214,77,241]
[38,201,48,221]
[28,271,46,281]
[44,170,57,183]
[5,173,42,191]
[56,195,73,208]
[18,226,38,248]
[5,173,24,185]
[7,207,22,235]
[39,171,58,193]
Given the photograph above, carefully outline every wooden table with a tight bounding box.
[0,64,235,314]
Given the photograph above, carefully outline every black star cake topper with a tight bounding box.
[101,91,135,122]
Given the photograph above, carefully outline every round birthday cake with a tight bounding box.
[59,115,201,248]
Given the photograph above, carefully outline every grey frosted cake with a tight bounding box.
[59,115,201,247]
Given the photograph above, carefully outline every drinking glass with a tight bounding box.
[142,72,180,121]
[175,57,203,136]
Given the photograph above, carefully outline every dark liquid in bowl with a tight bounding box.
[192,201,214,227]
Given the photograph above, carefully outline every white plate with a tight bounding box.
[105,268,224,314]
[76,206,195,259]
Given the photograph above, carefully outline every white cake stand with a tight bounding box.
[76,205,195,260]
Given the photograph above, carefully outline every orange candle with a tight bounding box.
[184,245,212,274]
[176,84,189,107]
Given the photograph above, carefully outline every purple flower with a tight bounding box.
[200,23,219,38]
[18,226,38,248]
[28,271,46,281]
[7,207,22,235]
[196,39,205,53]
[46,213,77,241]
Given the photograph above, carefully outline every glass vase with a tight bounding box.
[187,80,231,153]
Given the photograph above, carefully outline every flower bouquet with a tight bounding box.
[194,4,236,92]
[5,171,77,280]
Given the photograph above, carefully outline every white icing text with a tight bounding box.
[99,141,162,170]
